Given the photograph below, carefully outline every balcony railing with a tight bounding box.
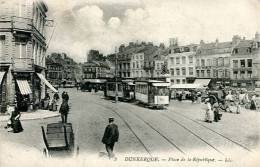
[12,58,33,71]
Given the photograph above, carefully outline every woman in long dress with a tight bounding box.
[10,107,23,133]
[204,98,213,123]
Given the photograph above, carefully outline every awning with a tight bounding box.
[170,84,204,89]
[0,72,6,85]
[152,83,171,87]
[37,73,58,93]
[16,80,32,95]
[193,79,211,87]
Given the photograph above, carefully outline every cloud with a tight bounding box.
[44,0,260,62]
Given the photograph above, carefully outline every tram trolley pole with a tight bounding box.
[115,47,118,103]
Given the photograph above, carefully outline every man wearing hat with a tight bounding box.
[102,117,119,159]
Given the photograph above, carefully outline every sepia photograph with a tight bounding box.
[0,0,260,166]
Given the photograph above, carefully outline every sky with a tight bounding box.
[43,0,260,62]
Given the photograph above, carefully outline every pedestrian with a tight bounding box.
[250,94,257,110]
[9,106,23,133]
[102,117,119,160]
[213,102,221,122]
[204,98,214,123]
[51,92,60,111]
[59,100,69,123]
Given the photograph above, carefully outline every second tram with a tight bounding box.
[135,80,170,108]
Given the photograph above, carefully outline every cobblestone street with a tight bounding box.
[0,88,259,167]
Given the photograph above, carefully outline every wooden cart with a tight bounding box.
[41,123,79,157]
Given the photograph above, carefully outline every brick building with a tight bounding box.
[0,0,57,112]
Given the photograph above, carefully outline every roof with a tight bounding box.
[235,40,253,48]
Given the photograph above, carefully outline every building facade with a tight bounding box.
[230,33,260,89]
[168,44,197,84]
[82,61,113,79]
[195,38,236,87]
[0,0,50,112]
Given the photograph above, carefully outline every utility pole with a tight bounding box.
[115,47,118,103]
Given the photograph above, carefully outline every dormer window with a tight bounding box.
[233,48,238,54]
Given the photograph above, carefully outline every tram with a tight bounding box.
[135,80,170,108]
[104,79,135,101]
[80,79,106,92]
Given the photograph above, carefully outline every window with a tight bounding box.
[182,79,186,84]
[176,68,180,75]
[136,62,139,68]
[174,48,181,53]
[182,56,186,64]
[156,63,160,70]
[225,69,230,78]
[136,55,139,59]
[170,57,174,65]
[189,67,193,75]
[240,71,245,79]
[247,48,252,53]
[170,68,174,76]
[212,58,217,66]
[240,60,245,67]
[233,48,238,54]
[0,35,5,57]
[15,36,27,59]
[196,70,200,77]
[201,70,205,77]
[176,57,180,64]
[196,59,200,66]
[201,59,205,67]
[247,70,252,78]
[207,70,211,77]
[140,55,143,59]
[182,68,186,76]
[206,59,211,66]
[233,60,238,68]
[247,59,252,67]
[176,79,180,84]
[184,47,190,52]
[188,56,193,64]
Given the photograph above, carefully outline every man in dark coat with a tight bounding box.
[102,117,119,159]
[59,100,69,123]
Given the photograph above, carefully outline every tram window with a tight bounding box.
[157,87,169,96]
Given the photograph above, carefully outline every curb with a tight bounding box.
[0,113,60,122]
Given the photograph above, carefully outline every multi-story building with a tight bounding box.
[0,0,54,112]
[47,52,80,85]
[230,33,260,89]
[130,52,145,78]
[195,38,238,87]
[82,61,113,79]
[46,55,64,86]
[168,44,197,84]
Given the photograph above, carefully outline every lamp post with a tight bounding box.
[115,47,118,103]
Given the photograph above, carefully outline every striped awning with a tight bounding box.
[16,80,32,95]
[0,72,6,85]
[37,73,58,93]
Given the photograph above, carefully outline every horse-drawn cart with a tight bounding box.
[41,123,79,157]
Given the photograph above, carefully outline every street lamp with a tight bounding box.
[115,47,118,103]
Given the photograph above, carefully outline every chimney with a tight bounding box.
[169,38,178,47]
[255,31,260,41]
[232,35,241,45]
[119,44,125,52]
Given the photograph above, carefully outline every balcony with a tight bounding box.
[12,58,33,71]
[0,16,32,32]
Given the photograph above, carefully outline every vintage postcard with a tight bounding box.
[0,0,260,167]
